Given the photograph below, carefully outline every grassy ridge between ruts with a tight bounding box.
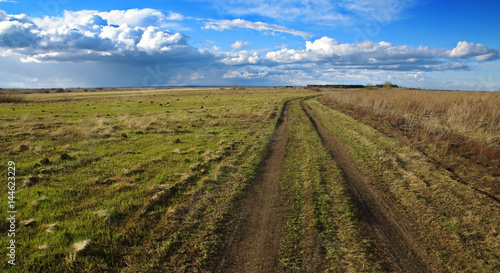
[306,97,500,272]
[0,88,316,272]
[278,99,380,272]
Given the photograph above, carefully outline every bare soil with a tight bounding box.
[215,102,291,273]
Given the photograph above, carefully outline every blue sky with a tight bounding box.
[0,0,499,90]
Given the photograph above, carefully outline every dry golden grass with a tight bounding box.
[321,89,500,168]
[324,89,499,146]
[307,98,500,272]
[0,92,25,102]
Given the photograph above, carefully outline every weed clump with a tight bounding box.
[23,176,41,187]
[13,144,30,152]
[60,153,74,161]
[40,158,51,165]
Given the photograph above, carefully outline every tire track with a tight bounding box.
[301,100,444,273]
[215,101,291,273]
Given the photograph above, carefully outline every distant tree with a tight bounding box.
[232,82,238,90]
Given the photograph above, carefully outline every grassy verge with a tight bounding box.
[279,99,380,272]
[306,97,500,272]
[0,88,315,272]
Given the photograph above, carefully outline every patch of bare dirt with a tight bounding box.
[301,100,445,273]
[215,102,291,273]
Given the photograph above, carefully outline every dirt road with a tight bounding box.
[301,101,443,272]
[216,101,291,272]
[215,98,442,272]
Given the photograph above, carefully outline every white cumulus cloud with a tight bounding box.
[0,9,497,89]
[218,50,260,65]
[223,66,270,79]
[230,40,250,50]
[263,36,445,71]
[448,41,499,61]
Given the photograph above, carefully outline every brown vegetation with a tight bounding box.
[307,97,500,271]
[320,89,499,164]
[0,92,25,103]
[319,88,500,200]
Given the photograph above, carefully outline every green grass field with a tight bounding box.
[1,87,499,272]
[0,88,316,272]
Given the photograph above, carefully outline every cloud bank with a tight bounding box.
[0,8,498,89]
[0,9,211,63]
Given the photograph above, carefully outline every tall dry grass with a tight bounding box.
[0,92,25,103]
[321,89,500,165]
[324,89,499,145]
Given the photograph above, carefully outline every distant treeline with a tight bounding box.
[307,83,400,89]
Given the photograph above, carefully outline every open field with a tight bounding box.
[1,87,499,272]
[0,87,316,272]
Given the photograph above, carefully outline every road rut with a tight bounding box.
[216,101,291,273]
[216,98,444,272]
[301,100,443,272]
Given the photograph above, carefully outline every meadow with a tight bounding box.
[1,87,499,272]
[0,87,314,272]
